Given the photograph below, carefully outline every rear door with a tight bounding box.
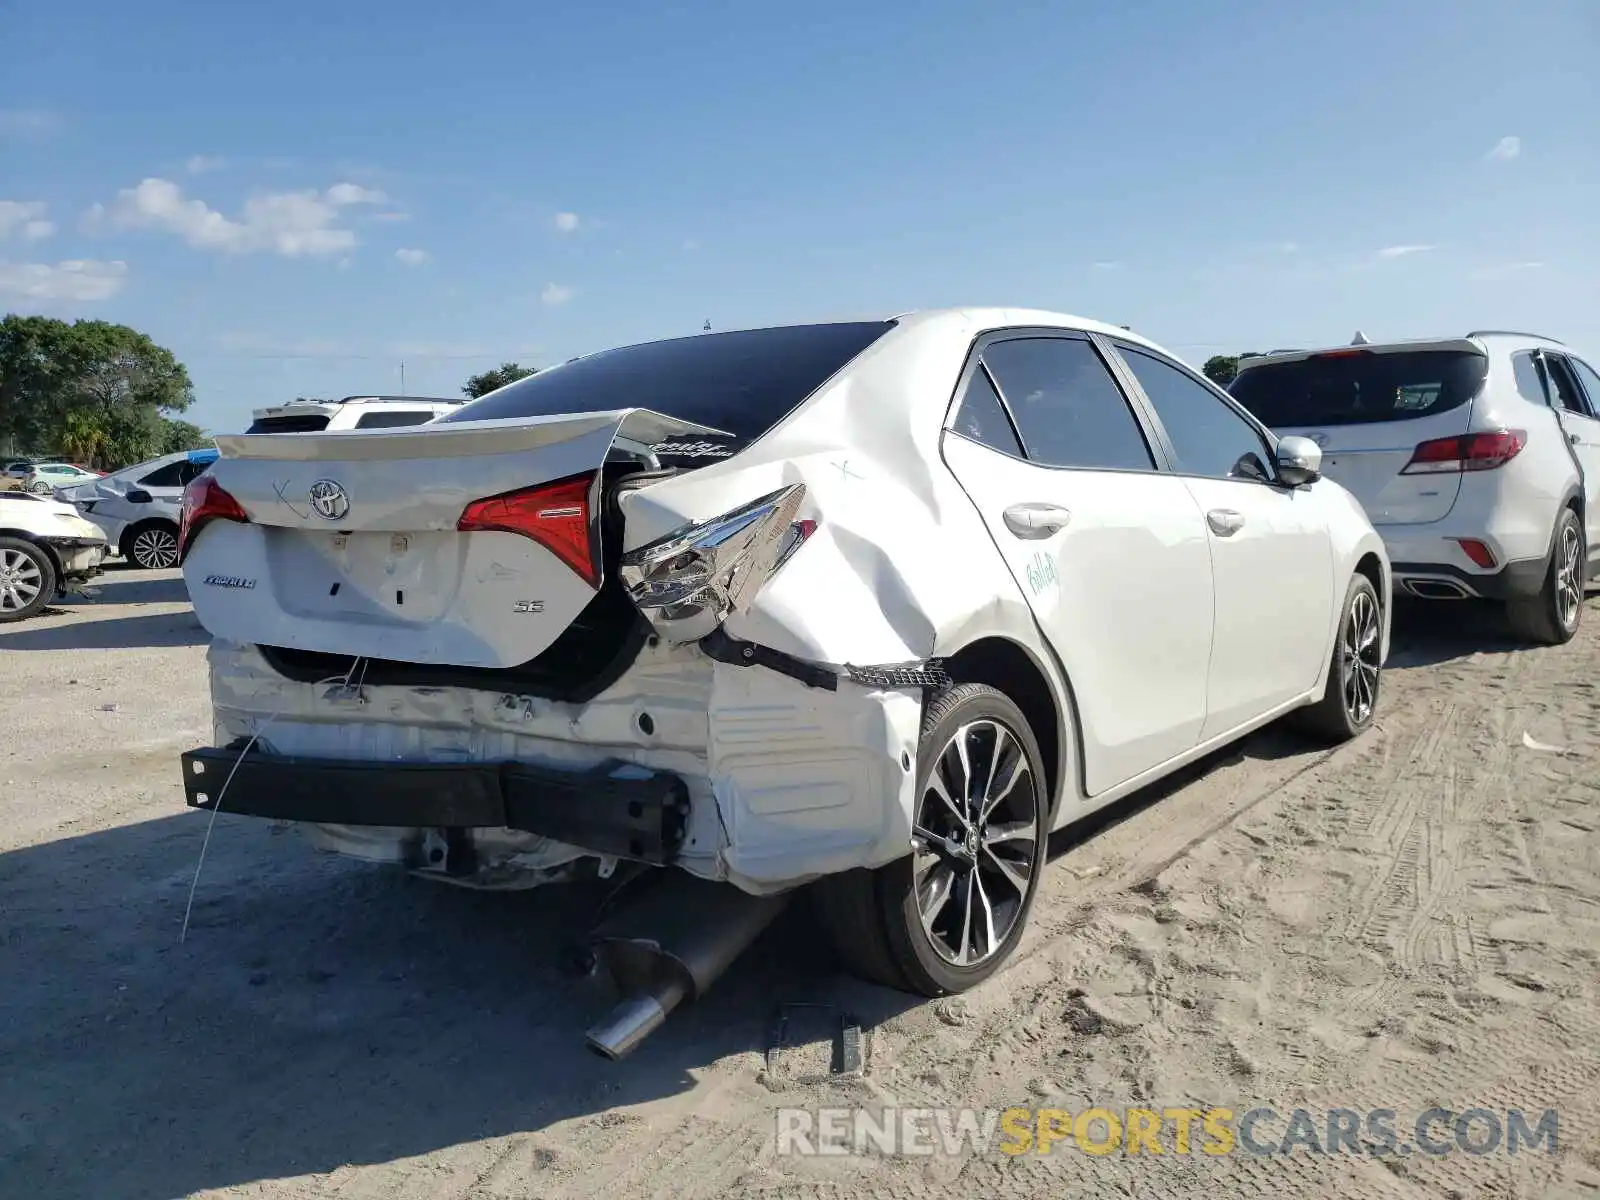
[1229,345,1490,526]
[940,332,1215,796]
[1542,353,1600,555]
[1111,341,1335,735]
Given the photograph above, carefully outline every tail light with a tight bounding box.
[457,472,599,587]
[618,484,811,644]
[1400,430,1526,475]
[178,475,250,562]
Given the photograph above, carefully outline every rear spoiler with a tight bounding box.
[214,408,729,463]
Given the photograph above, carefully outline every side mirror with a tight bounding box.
[1274,436,1323,487]
[125,488,154,504]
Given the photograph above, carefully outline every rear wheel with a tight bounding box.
[0,537,57,622]
[1507,508,1583,646]
[814,683,1049,996]
[1296,573,1382,743]
[126,521,180,570]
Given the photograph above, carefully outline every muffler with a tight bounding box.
[1403,578,1470,600]
[584,872,790,1060]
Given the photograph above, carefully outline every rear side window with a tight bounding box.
[137,461,187,488]
[1511,351,1549,405]
[246,414,332,433]
[1569,358,1600,413]
[950,366,1025,457]
[981,337,1155,471]
[354,410,436,429]
[1228,350,1488,427]
[438,321,896,445]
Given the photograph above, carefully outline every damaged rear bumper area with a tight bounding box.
[179,746,691,870]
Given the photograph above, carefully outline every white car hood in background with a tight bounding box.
[0,494,108,541]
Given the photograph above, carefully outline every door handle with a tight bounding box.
[1570,431,1582,445]
[1206,508,1245,536]
[1003,502,1072,539]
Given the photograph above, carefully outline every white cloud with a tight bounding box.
[1487,135,1521,162]
[371,211,410,222]
[1470,260,1545,280]
[104,177,388,258]
[1376,244,1436,259]
[326,182,388,206]
[0,109,60,137]
[541,282,574,306]
[0,259,127,302]
[186,155,225,175]
[394,247,428,266]
[0,201,54,242]
[1091,260,1122,271]
[553,211,580,233]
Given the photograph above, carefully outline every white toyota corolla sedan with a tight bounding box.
[175,308,1389,1053]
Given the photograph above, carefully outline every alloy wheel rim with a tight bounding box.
[1341,590,1380,725]
[910,718,1039,967]
[1555,523,1582,631]
[0,547,43,611]
[134,528,179,569]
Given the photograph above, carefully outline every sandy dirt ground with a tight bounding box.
[2,568,1597,1199]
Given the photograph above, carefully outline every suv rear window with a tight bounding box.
[437,321,897,443]
[1228,350,1488,427]
[354,410,436,429]
[245,413,332,433]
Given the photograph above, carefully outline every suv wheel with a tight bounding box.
[1508,508,1584,646]
[126,521,181,570]
[813,682,1050,996]
[0,537,58,622]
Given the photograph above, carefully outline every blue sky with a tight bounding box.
[3,0,1596,434]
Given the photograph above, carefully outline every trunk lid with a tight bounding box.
[1230,342,1488,525]
[184,409,721,670]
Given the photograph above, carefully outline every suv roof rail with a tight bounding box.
[336,394,463,405]
[1465,329,1564,344]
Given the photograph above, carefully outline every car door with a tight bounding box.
[1107,340,1336,739]
[1545,352,1600,557]
[940,331,1216,796]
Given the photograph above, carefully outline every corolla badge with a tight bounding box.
[308,479,350,521]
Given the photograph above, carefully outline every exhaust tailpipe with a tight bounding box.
[583,873,790,1060]
[1403,578,1470,600]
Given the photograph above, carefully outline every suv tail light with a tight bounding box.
[457,472,600,587]
[1400,430,1526,475]
[178,475,250,562]
[618,484,811,644]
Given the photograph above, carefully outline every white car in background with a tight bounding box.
[21,461,102,494]
[0,490,108,621]
[244,394,463,434]
[176,309,1390,1055]
[1231,330,1600,645]
[66,448,219,569]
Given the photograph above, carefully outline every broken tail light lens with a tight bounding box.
[457,472,600,588]
[619,484,811,644]
[178,475,250,563]
[1400,430,1526,475]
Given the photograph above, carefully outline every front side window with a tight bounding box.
[1118,346,1272,482]
[979,337,1155,471]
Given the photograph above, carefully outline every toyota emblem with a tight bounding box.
[308,479,350,521]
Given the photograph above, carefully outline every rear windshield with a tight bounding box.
[437,321,897,443]
[245,413,332,434]
[1229,350,1488,427]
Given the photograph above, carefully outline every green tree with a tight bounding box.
[157,418,211,456]
[0,315,195,467]
[1202,355,1241,386]
[463,362,537,399]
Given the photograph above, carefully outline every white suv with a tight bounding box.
[1231,331,1599,645]
[244,395,462,434]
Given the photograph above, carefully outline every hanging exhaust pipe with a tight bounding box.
[584,873,791,1060]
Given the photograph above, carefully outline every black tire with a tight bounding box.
[124,520,181,570]
[1506,508,1584,646]
[0,536,58,623]
[813,682,1050,996]
[1296,573,1383,743]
